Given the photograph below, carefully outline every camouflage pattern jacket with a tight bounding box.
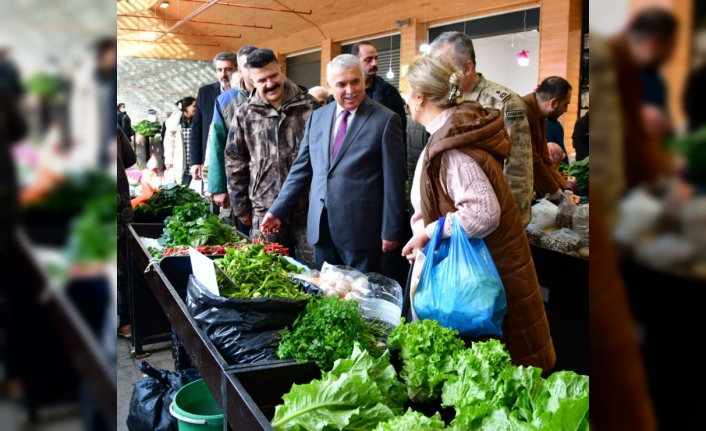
[465,74,534,226]
[225,78,320,218]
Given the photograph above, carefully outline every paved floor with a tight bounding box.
[116,337,174,431]
[0,336,175,431]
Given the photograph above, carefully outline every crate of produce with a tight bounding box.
[222,320,590,431]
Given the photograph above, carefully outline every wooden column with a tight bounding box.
[320,39,342,87]
[538,0,583,156]
[276,52,288,78]
[667,0,693,130]
[399,18,428,97]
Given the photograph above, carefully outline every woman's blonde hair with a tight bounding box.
[405,55,463,108]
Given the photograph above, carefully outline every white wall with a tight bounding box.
[473,30,540,97]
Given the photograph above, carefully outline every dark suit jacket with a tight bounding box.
[190,82,221,167]
[269,96,406,250]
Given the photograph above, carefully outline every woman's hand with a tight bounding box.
[402,230,431,262]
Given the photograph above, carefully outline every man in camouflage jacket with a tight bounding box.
[430,31,534,226]
[225,49,319,268]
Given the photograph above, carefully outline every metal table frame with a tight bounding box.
[127,224,231,414]
[16,233,117,430]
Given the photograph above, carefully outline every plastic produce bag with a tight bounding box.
[540,228,583,254]
[555,190,577,229]
[525,223,546,246]
[317,263,367,299]
[351,272,403,336]
[531,196,558,229]
[186,275,309,364]
[413,216,507,338]
[126,361,201,431]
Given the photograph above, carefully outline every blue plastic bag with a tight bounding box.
[414,216,507,337]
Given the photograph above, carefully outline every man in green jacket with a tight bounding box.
[204,45,257,229]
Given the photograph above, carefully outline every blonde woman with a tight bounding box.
[163,96,196,184]
[400,55,556,374]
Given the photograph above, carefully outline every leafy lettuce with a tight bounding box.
[386,319,466,403]
[270,343,406,431]
[373,408,447,431]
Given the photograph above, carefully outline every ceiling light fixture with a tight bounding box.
[160,0,169,8]
[516,49,530,67]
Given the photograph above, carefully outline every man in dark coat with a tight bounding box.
[189,52,237,183]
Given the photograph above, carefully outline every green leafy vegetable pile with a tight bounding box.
[158,202,235,247]
[387,320,590,430]
[386,318,465,403]
[277,296,384,370]
[671,126,706,183]
[24,73,67,99]
[65,195,117,263]
[271,320,590,430]
[132,119,162,137]
[373,409,446,431]
[133,183,204,217]
[271,344,407,431]
[568,156,589,193]
[214,244,307,300]
[23,170,116,219]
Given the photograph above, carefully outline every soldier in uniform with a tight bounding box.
[429,31,534,226]
[225,49,319,268]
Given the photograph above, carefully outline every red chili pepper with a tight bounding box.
[261,223,281,235]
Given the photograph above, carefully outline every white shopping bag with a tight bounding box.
[408,250,426,322]
[189,178,204,196]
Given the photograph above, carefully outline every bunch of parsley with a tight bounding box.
[158,202,235,247]
[276,296,384,371]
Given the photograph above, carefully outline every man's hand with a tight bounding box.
[238,212,253,227]
[401,230,430,262]
[212,193,230,208]
[260,212,282,230]
[382,239,401,253]
[165,163,173,170]
[190,164,202,180]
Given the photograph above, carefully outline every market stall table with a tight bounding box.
[13,233,116,429]
[127,224,230,410]
[530,244,588,375]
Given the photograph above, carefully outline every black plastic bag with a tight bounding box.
[126,361,201,431]
[186,274,309,365]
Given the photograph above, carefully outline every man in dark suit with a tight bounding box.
[262,54,407,273]
[189,52,237,183]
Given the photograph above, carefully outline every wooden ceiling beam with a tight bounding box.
[118,39,221,47]
[154,0,220,42]
[118,13,273,29]
[180,0,312,15]
[118,27,242,38]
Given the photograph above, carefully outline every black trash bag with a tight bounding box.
[186,274,309,365]
[126,361,201,431]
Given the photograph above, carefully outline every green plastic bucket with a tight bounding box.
[169,379,223,431]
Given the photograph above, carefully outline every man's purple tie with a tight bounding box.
[331,110,350,160]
